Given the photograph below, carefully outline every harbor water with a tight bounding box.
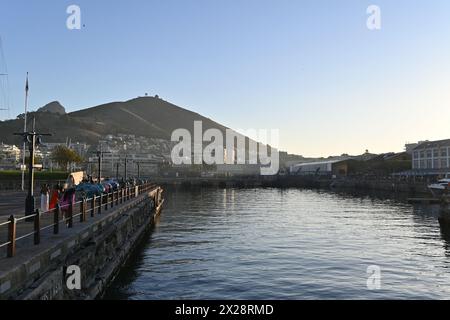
[104,188,450,299]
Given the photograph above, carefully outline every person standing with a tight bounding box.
[40,184,50,212]
[49,184,61,210]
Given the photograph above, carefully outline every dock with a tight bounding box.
[0,183,164,300]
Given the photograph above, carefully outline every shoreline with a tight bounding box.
[151,175,431,198]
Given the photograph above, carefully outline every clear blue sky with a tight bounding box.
[0,0,449,157]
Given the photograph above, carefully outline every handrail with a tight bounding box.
[0,220,11,227]
[0,182,160,258]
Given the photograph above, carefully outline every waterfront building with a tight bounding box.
[290,160,349,176]
[216,164,261,176]
[405,142,420,154]
[412,139,450,173]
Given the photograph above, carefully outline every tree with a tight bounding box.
[51,146,83,170]
[25,155,43,165]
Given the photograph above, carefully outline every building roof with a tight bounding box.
[413,139,450,151]
[290,159,349,168]
[393,169,450,176]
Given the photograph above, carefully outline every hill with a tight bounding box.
[0,97,230,145]
[37,101,66,115]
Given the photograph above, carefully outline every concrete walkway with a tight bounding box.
[0,191,40,221]
[0,190,148,264]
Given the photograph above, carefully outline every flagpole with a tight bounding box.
[21,72,28,191]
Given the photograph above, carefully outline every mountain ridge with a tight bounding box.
[0,96,231,146]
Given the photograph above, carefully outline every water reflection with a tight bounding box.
[104,188,450,300]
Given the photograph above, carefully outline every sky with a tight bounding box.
[0,0,449,157]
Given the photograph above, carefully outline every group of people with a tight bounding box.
[40,183,76,217]
[39,177,147,218]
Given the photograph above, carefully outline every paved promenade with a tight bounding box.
[0,191,33,219]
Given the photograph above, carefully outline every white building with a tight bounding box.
[290,159,349,176]
[412,139,450,171]
[0,143,21,165]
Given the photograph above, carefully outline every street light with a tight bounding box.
[124,155,132,181]
[91,146,111,182]
[14,130,51,217]
[116,162,120,180]
[136,162,140,179]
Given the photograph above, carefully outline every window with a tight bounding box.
[442,149,448,157]
[441,159,448,169]
[413,160,419,169]
[413,151,419,159]
[433,149,439,157]
[427,150,432,158]
[420,160,426,168]
[433,159,440,169]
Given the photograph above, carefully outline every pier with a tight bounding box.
[0,182,164,300]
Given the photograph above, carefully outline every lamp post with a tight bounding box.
[124,155,128,181]
[136,162,140,179]
[97,150,102,182]
[93,146,110,183]
[14,131,51,217]
[123,155,133,181]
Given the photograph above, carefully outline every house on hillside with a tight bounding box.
[0,143,20,169]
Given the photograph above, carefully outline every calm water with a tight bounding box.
[104,188,450,299]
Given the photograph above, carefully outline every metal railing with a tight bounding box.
[0,182,158,258]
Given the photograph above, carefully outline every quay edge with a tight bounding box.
[0,186,164,300]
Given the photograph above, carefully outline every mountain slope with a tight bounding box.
[0,97,230,145]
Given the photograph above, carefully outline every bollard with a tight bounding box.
[7,215,16,258]
[80,200,84,223]
[34,209,40,245]
[105,193,109,211]
[91,196,96,217]
[54,204,60,234]
[111,191,114,208]
[98,195,102,214]
[68,202,73,228]
[80,198,87,222]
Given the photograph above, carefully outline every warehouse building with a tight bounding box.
[289,159,349,176]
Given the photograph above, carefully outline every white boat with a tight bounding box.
[428,178,450,198]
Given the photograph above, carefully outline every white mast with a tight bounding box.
[0,36,10,118]
[21,73,29,191]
